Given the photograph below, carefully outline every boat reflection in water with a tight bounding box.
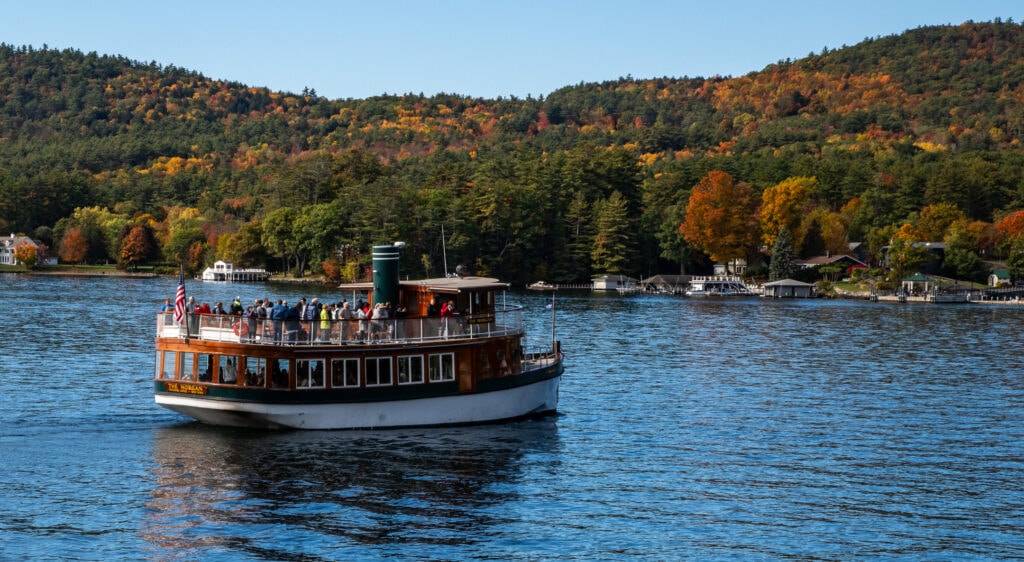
[141,419,561,557]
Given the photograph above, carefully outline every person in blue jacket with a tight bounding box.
[270,299,286,343]
[284,300,301,344]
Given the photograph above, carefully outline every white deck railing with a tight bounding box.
[157,306,525,346]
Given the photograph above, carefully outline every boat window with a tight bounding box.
[366,357,392,386]
[428,352,455,382]
[479,350,492,378]
[397,355,424,385]
[178,353,194,381]
[219,355,239,385]
[159,351,175,379]
[497,348,511,376]
[331,358,359,388]
[270,358,290,388]
[296,359,325,389]
[198,354,215,382]
[245,357,266,387]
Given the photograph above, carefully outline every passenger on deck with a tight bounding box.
[338,301,354,340]
[372,302,388,340]
[356,301,370,340]
[244,306,258,342]
[305,298,322,341]
[284,300,300,344]
[186,297,199,335]
[230,296,244,315]
[319,302,332,341]
[270,299,285,343]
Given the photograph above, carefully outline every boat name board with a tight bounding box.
[466,315,495,325]
[164,382,209,395]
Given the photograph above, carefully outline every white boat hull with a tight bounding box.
[156,375,560,430]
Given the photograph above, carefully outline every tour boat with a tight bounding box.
[154,244,563,429]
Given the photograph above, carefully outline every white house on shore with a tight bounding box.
[0,234,55,266]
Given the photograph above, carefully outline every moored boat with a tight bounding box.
[154,244,563,429]
[685,275,756,297]
[200,260,269,282]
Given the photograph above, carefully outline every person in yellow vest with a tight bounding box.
[319,302,332,342]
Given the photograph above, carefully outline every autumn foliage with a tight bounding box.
[3,21,1024,282]
[59,228,87,264]
[13,240,38,267]
[760,177,815,248]
[680,171,760,266]
[995,210,1024,240]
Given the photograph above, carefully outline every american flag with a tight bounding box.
[173,266,186,324]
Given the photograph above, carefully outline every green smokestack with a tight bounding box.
[372,243,402,306]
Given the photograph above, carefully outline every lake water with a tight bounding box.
[1,273,1022,560]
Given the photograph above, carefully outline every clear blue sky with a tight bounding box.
[2,1,1021,101]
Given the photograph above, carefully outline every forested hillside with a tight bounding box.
[2,20,1024,284]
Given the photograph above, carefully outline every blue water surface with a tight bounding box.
[1,273,1022,560]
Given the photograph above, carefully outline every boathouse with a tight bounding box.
[639,274,690,294]
[761,279,816,298]
[592,274,638,291]
[989,269,1011,287]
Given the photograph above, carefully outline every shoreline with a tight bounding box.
[18,269,158,278]
[8,268,334,285]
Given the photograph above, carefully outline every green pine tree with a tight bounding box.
[769,226,796,281]
[590,191,634,274]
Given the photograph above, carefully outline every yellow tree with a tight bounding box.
[760,176,816,248]
[801,208,852,257]
[887,223,931,283]
[916,203,967,241]
[680,170,760,271]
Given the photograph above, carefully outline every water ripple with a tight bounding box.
[1,278,1023,559]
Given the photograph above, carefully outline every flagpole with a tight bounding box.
[175,264,189,341]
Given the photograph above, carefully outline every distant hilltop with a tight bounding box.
[1,20,1023,287]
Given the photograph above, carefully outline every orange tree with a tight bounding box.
[119,224,154,270]
[995,209,1024,255]
[58,227,88,264]
[13,241,38,268]
[679,170,760,272]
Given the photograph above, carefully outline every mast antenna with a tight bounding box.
[441,224,449,277]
